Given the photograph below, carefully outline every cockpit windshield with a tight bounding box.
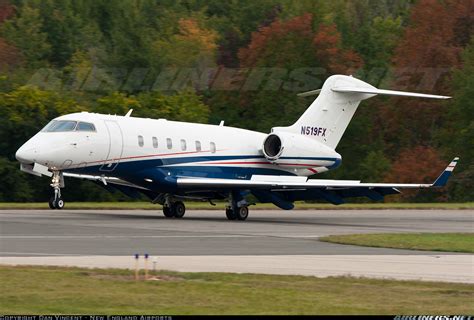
[42,120,77,132]
[41,120,96,132]
[76,122,96,131]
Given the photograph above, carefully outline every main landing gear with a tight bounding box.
[49,171,64,209]
[225,192,249,221]
[162,200,186,218]
[159,192,250,221]
[225,206,249,221]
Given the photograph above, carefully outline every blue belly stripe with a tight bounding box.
[64,154,339,193]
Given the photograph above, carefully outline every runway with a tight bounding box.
[1,209,473,283]
[0,209,472,256]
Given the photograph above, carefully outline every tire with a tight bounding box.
[55,197,65,210]
[163,206,174,218]
[172,201,186,218]
[236,206,249,221]
[48,197,57,209]
[225,208,236,220]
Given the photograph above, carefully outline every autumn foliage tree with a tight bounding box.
[239,14,362,72]
[440,40,474,201]
[393,0,474,91]
[0,1,19,71]
[238,13,314,68]
[313,24,362,75]
[0,1,14,23]
[380,0,474,153]
[211,14,363,132]
[384,146,446,201]
[0,37,20,71]
[1,4,51,67]
[154,18,218,69]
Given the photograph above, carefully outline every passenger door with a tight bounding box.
[100,120,123,172]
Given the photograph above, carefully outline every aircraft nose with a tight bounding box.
[15,145,36,163]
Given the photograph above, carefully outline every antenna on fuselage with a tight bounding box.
[125,109,133,117]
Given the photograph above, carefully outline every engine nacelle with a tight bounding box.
[262,131,341,173]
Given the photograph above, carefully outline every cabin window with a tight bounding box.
[195,140,201,152]
[41,120,77,132]
[180,139,187,151]
[76,122,96,132]
[138,135,144,147]
[210,142,216,153]
[167,138,172,149]
[152,137,158,148]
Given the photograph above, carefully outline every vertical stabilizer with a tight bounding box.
[272,75,376,149]
[272,75,449,149]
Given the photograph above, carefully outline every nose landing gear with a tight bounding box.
[49,171,64,209]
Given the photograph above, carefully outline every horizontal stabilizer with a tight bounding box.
[296,89,322,97]
[288,75,451,149]
[332,87,451,99]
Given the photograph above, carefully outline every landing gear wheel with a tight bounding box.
[49,196,64,209]
[49,197,56,209]
[55,197,64,209]
[236,206,249,221]
[163,206,174,218]
[225,208,237,220]
[172,201,186,218]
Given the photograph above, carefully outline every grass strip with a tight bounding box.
[0,265,473,314]
[319,233,474,253]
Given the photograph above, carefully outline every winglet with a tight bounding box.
[432,157,459,187]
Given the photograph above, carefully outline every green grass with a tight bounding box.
[320,233,474,253]
[0,266,473,314]
[0,201,472,210]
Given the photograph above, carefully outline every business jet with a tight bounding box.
[15,75,458,220]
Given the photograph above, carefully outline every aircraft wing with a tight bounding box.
[19,162,148,191]
[63,172,157,200]
[63,173,149,190]
[178,157,458,190]
[177,158,459,205]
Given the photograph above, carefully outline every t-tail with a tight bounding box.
[272,75,450,149]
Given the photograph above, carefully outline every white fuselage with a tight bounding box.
[16,112,341,192]
[14,74,454,211]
